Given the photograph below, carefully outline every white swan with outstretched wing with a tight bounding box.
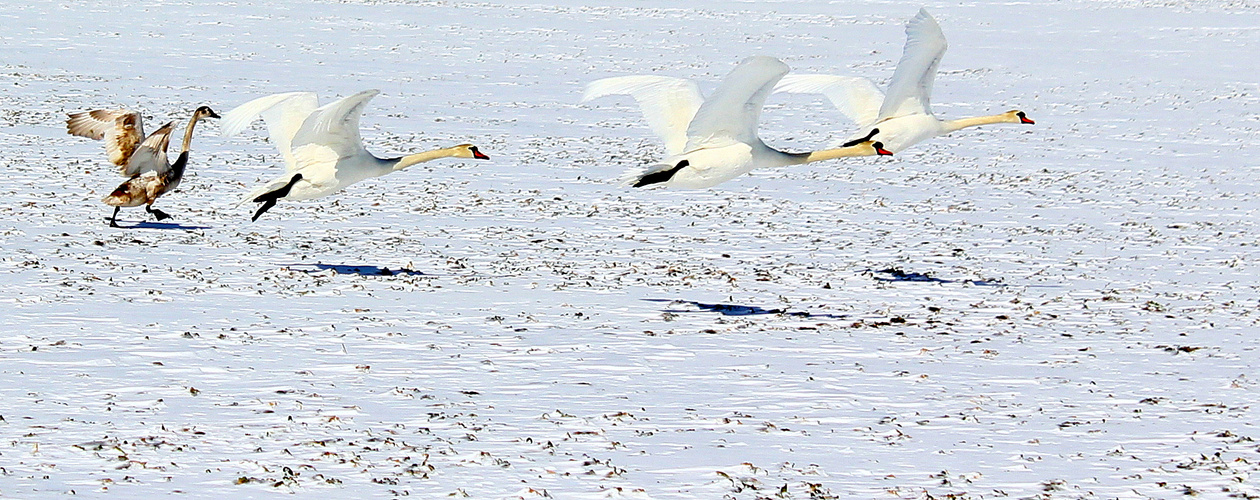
[585,56,891,189]
[223,90,490,221]
[775,9,1034,153]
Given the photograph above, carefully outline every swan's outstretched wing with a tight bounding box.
[221,91,319,169]
[67,109,145,168]
[878,8,947,120]
[121,121,175,177]
[683,56,790,151]
[774,75,886,129]
[582,76,703,156]
[289,89,378,159]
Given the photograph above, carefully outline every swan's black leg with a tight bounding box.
[252,199,278,222]
[108,206,121,228]
[251,173,303,222]
[842,128,880,148]
[633,160,689,188]
[146,205,171,221]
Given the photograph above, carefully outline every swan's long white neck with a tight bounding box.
[170,112,209,184]
[941,113,1017,133]
[389,146,467,171]
[179,114,203,153]
[779,144,877,166]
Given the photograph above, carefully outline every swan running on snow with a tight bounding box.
[583,56,892,189]
[67,105,219,227]
[221,90,490,221]
[774,9,1034,153]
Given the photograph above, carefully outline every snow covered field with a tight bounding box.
[2,0,1259,498]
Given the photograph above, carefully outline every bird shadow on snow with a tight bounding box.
[106,219,212,230]
[282,263,428,277]
[644,299,850,319]
[865,268,1058,288]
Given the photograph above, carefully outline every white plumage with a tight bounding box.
[585,56,890,189]
[774,9,1035,153]
[222,90,490,221]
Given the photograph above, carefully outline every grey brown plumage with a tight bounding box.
[100,122,177,209]
[69,106,218,226]
[67,109,146,170]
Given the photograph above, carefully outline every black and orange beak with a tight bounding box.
[1017,112,1034,125]
[472,147,490,160]
[873,142,893,156]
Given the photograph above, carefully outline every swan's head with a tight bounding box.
[871,141,893,156]
[194,106,221,120]
[453,144,490,160]
[1008,110,1034,125]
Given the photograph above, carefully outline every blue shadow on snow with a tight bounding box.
[284,263,426,276]
[866,268,1006,286]
[107,219,211,230]
[644,299,849,319]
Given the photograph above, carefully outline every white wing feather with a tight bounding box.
[878,8,948,119]
[221,91,319,169]
[774,74,886,128]
[683,56,789,152]
[290,89,378,160]
[582,76,702,156]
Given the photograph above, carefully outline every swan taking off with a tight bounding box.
[67,105,219,227]
[774,9,1034,153]
[583,56,891,189]
[220,90,490,222]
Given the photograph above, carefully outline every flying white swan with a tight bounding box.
[67,105,219,226]
[583,56,892,189]
[221,89,490,221]
[774,8,1034,153]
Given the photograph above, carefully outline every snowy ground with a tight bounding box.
[2,0,1259,498]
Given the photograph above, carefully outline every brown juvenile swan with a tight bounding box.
[68,106,219,226]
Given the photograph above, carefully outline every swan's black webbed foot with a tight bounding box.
[146,206,171,221]
[842,128,880,148]
[633,160,689,188]
[251,173,303,222]
[108,206,121,228]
